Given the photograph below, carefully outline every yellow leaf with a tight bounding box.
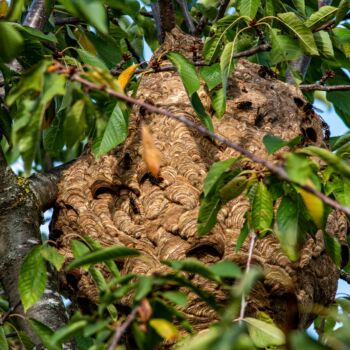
[142,125,161,177]
[117,64,139,91]
[298,179,324,228]
[149,319,178,341]
[74,28,96,55]
[0,0,7,17]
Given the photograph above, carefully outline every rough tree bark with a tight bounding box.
[51,27,346,333]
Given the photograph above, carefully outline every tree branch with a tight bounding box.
[107,307,138,350]
[214,0,230,22]
[175,0,196,34]
[152,0,176,43]
[70,73,350,217]
[339,270,350,284]
[23,0,55,30]
[300,84,350,92]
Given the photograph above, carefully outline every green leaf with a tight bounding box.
[305,6,337,30]
[28,319,59,350]
[200,63,222,91]
[66,245,139,270]
[198,194,222,236]
[326,175,350,207]
[149,319,178,341]
[290,331,330,350]
[291,0,305,15]
[40,245,65,271]
[244,317,285,348]
[285,153,313,184]
[211,88,226,118]
[220,41,236,95]
[298,146,350,178]
[71,239,90,258]
[167,52,200,96]
[269,29,302,65]
[236,215,250,252]
[277,12,319,55]
[203,15,242,64]
[19,246,47,311]
[0,327,8,350]
[219,175,247,203]
[162,291,188,307]
[0,22,23,62]
[165,258,220,283]
[331,132,350,151]
[314,31,334,59]
[240,0,260,18]
[50,320,88,346]
[76,48,108,70]
[89,266,107,290]
[324,232,341,267]
[43,114,65,157]
[251,181,273,232]
[276,195,304,261]
[135,276,153,301]
[75,0,107,35]
[190,92,214,132]
[208,260,242,278]
[332,28,350,57]
[263,134,301,154]
[92,102,129,157]
[64,99,86,148]
[204,158,239,197]
[335,0,350,25]
[16,24,57,43]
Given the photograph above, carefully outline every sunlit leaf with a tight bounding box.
[167,52,200,96]
[219,175,247,203]
[244,317,285,348]
[251,181,273,233]
[117,64,139,91]
[208,260,242,278]
[335,0,350,25]
[314,31,334,59]
[163,291,188,307]
[239,0,260,18]
[298,180,324,228]
[277,12,318,55]
[190,92,214,132]
[198,194,222,235]
[305,6,337,30]
[77,48,108,70]
[149,319,178,341]
[263,134,300,154]
[19,246,47,311]
[200,63,221,91]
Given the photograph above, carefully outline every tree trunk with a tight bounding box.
[51,27,344,332]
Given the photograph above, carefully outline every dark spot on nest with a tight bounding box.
[293,97,304,108]
[303,103,314,114]
[305,127,318,142]
[258,66,276,79]
[237,101,253,110]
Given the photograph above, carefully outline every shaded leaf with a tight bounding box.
[198,194,222,235]
[324,232,342,267]
[314,31,334,59]
[77,48,108,70]
[19,246,47,311]
[219,175,247,203]
[236,215,250,252]
[204,158,239,197]
[276,195,304,261]
[92,102,129,158]
[0,327,8,350]
[28,319,58,350]
[211,88,226,118]
[263,134,300,154]
[50,320,88,346]
[135,276,153,302]
[0,22,23,62]
[335,0,350,25]
[190,93,214,132]
[208,260,242,278]
[163,291,188,307]
[66,245,139,270]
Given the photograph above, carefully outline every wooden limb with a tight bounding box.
[152,0,176,43]
[300,84,350,92]
[23,0,55,30]
[213,0,230,22]
[175,0,196,34]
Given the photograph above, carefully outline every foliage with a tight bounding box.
[1,0,350,349]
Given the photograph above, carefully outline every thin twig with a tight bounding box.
[70,73,350,216]
[238,232,256,323]
[107,307,138,350]
[300,84,350,92]
[339,270,350,284]
[0,301,20,326]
